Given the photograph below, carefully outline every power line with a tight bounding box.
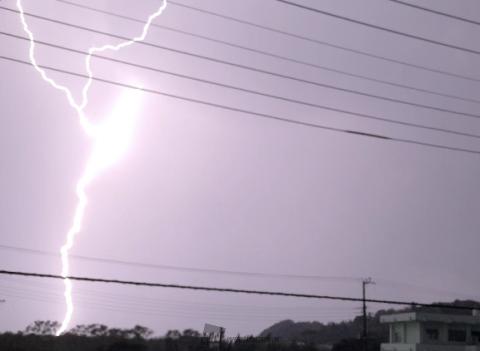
[1,277,362,319]
[3,32,480,140]
[0,243,359,282]
[3,54,480,155]
[0,269,478,311]
[4,54,480,155]
[1,276,361,312]
[54,0,480,105]
[375,278,480,301]
[3,8,480,121]
[0,288,357,322]
[164,0,480,83]
[0,285,356,321]
[0,282,359,314]
[386,0,480,27]
[276,0,480,56]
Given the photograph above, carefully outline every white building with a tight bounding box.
[380,310,480,351]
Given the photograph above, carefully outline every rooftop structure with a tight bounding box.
[380,310,480,351]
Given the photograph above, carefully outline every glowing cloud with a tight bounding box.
[15,0,167,335]
[58,89,143,335]
[90,89,142,172]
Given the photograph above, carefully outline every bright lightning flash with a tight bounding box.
[59,89,142,336]
[16,0,167,335]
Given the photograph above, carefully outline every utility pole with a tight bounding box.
[362,278,375,351]
[218,327,225,351]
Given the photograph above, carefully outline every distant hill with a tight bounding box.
[259,300,480,345]
[259,314,387,345]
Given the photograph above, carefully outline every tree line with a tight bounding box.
[0,321,319,351]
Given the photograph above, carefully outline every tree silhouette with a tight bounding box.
[24,320,60,335]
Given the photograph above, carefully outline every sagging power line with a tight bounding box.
[0,276,360,322]
[3,54,480,155]
[3,7,480,121]
[54,0,480,104]
[386,0,480,26]
[0,269,479,312]
[163,0,480,82]
[277,0,480,56]
[3,31,480,140]
[0,243,359,282]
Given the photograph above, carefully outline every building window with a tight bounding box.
[425,328,439,341]
[472,331,480,344]
[448,329,466,342]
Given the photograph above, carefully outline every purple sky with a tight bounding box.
[1,0,480,337]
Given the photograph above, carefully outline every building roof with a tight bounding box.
[380,311,480,325]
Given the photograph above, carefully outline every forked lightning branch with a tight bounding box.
[15,0,168,335]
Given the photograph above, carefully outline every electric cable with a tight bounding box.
[2,7,480,120]
[54,0,480,104]
[0,269,479,311]
[277,0,480,56]
[163,0,480,82]
[3,54,480,155]
[3,31,480,140]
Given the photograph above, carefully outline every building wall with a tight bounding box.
[392,323,405,343]
[381,343,480,351]
[406,322,421,344]
[389,322,420,343]
[382,312,480,351]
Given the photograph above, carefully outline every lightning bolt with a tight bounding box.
[16,0,168,335]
